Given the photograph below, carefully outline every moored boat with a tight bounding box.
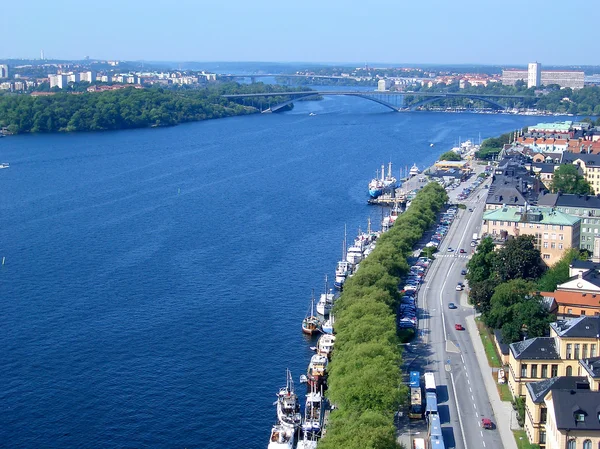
[0,162,9,169]
[409,163,420,177]
[316,275,335,316]
[307,354,328,390]
[321,315,334,334]
[316,334,336,359]
[302,387,324,435]
[296,430,318,449]
[302,292,321,335]
[276,369,302,433]
[268,424,294,449]
[368,162,397,198]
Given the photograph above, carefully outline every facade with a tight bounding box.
[482,206,581,266]
[528,62,541,88]
[0,64,8,78]
[561,153,600,196]
[545,389,600,449]
[377,79,391,91]
[538,193,600,250]
[502,64,584,89]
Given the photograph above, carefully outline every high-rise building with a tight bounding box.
[0,64,9,79]
[527,62,541,88]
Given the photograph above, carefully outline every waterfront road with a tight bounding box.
[398,171,503,449]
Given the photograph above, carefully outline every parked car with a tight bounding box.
[481,418,493,429]
[455,324,464,331]
[448,302,457,309]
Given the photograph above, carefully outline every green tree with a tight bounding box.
[469,278,499,314]
[439,151,461,161]
[466,236,496,283]
[537,248,580,292]
[493,235,542,282]
[550,164,592,194]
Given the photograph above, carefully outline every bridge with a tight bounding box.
[221,91,530,113]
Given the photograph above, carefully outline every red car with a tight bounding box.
[455,324,464,331]
[459,248,466,254]
[482,418,493,429]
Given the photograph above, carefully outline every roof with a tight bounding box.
[560,270,600,289]
[538,193,559,207]
[526,376,589,404]
[550,290,600,309]
[562,152,600,165]
[485,186,527,207]
[554,193,600,210]
[482,206,581,227]
[493,329,510,355]
[551,316,600,339]
[550,389,600,431]
[509,337,560,360]
[569,259,600,273]
[580,356,600,379]
[531,163,556,174]
[529,122,573,132]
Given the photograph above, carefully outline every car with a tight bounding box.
[447,247,454,252]
[459,248,466,254]
[468,208,473,212]
[455,324,464,331]
[460,269,467,275]
[455,284,463,291]
[481,418,493,429]
[448,302,457,309]
[470,241,477,247]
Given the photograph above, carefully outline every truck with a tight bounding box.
[409,371,422,419]
[472,232,478,241]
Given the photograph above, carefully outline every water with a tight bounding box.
[0,97,560,448]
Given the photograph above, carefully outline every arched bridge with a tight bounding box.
[221,91,530,113]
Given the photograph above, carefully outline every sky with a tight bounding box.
[2,0,597,66]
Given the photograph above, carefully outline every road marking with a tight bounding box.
[469,387,472,392]
[450,371,469,449]
[467,378,470,384]
[471,395,475,401]
[465,371,469,378]
[483,441,486,447]
[480,431,483,437]
[461,354,465,363]
[473,403,476,410]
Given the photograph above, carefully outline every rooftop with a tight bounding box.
[551,389,600,431]
[580,356,600,379]
[526,376,588,404]
[551,316,600,339]
[509,337,560,360]
[483,206,581,227]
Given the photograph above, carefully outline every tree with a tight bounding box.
[537,248,580,292]
[550,164,592,195]
[466,236,496,283]
[493,235,542,282]
[469,278,499,314]
[439,151,461,161]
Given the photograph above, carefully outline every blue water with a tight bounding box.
[0,97,561,448]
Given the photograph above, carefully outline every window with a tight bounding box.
[567,344,573,359]
[583,344,588,358]
[566,365,573,376]
[551,243,556,249]
[560,234,564,241]
[575,412,585,422]
[559,244,563,250]
[531,364,538,378]
[539,431,546,444]
[541,364,548,378]
[544,233,549,239]
[521,364,528,378]
[544,242,548,248]
[551,364,558,377]
[583,440,591,449]
[540,407,547,423]
[568,309,573,315]
[560,225,565,230]
[493,221,497,226]
[543,254,551,260]
[582,310,586,316]
[575,344,580,359]
[551,233,556,240]
[592,344,597,357]
[567,439,576,449]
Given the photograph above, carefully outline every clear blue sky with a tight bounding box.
[1,0,596,65]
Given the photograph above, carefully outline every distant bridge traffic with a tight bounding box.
[221,91,530,112]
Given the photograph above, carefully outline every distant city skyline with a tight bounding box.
[1,0,597,66]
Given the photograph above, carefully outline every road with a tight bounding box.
[398,168,503,449]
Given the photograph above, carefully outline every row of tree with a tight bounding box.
[467,235,580,343]
[0,82,310,134]
[319,183,448,449]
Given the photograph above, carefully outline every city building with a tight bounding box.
[502,63,585,89]
[562,153,600,195]
[49,74,68,89]
[507,316,600,398]
[485,155,540,210]
[377,79,392,91]
[482,206,580,266]
[528,62,541,88]
[0,64,8,78]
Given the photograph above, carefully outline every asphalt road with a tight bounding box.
[398,168,503,449]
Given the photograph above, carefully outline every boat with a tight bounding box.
[309,112,316,116]
[0,163,9,169]
[316,334,336,359]
[321,315,334,334]
[368,162,397,198]
[307,354,328,390]
[334,259,349,290]
[276,369,302,433]
[409,163,420,177]
[268,424,294,449]
[302,292,321,335]
[296,430,318,449]
[302,386,324,435]
[316,275,335,316]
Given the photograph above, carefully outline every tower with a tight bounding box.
[41,49,44,60]
[527,62,541,88]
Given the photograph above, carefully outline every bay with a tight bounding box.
[0,95,562,448]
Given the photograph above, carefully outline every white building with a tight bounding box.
[0,64,8,78]
[377,79,392,91]
[49,74,69,89]
[528,62,541,88]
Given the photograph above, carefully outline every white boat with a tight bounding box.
[302,387,324,434]
[321,315,334,334]
[316,275,335,316]
[317,334,336,359]
[297,430,318,449]
[409,163,420,177]
[334,227,349,290]
[268,424,294,449]
[0,163,9,169]
[309,112,316,116]
[307,354,328,390]
[345,244,363,265]
[276,369,302,433]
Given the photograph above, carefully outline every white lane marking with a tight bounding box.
[465,371,469,378]
[461,354,465,363]
[469,387,472,392]
[473,403,476,410]
[483,441,486,447]
[471,395,475,401]
[480,431,483,437]
[467,379,470,384]
[450,371,469,449]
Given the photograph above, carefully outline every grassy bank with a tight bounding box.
[319,183,448,449]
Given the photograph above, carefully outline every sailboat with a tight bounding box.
[334,226,349,290]
[302,291,321,335]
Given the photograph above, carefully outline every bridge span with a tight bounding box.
[222,91,530,113]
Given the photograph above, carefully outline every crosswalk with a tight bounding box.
[436,253,470,259]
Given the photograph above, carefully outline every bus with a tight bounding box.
[425,392,438,417]
[428,413,445,449]
[424,372,436,393]
[409,371,422,419]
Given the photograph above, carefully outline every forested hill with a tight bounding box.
[0,83,308,134]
